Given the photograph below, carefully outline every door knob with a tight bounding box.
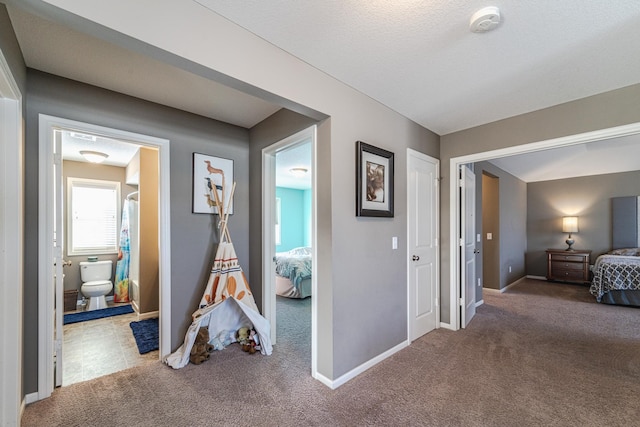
[412,255,420,261]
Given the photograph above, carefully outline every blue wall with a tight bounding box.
[276,187,311,252]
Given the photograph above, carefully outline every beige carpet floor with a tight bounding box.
[22,280,640,426]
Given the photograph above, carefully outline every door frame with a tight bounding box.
[448,121,640,330]
[0,51,24,425]
[262,125,318,378]
[37,115,172,400]
[406,148,439,342]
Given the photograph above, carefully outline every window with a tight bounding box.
[67,177,120,256]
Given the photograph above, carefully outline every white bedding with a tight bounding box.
[275,247,312,299]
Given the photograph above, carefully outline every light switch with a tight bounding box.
[392,236,398,250]
[487,233,492,240]
[476,234,481,242]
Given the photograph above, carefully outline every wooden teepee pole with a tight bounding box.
[222,183,236,243]
[212,180,235,243]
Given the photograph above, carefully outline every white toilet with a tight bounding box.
[80,260,114,311]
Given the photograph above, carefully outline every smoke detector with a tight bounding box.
[470,6,501,33]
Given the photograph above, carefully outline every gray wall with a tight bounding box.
[526,170,640,276]
[24,70,251,393]
[475,161,527,291]
[22,0,443,384]
[0,4,26,95]
[61,160,137,294]
[441,83,640,323]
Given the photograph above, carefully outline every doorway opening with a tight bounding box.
[481,172,499,292]
[37,115,171,400]
[262,125,318,378]
[448,122,640,330]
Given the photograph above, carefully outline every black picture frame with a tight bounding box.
[356,141,394,217]
[192,152,234,215]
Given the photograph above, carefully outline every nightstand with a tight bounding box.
[546,249,591,284]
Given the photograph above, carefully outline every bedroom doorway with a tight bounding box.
[448,122,640,330]
[262,125,317,377]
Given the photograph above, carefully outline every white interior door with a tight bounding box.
[461,165,476,328]
[407,149,439,341]
[53,129,64,387]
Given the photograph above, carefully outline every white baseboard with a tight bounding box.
[527,275,547,281]
[315,341,408,389]
[439,321,455,331]
[503,276,527,292]
[483,276,528,294]
[138,310,159,321]
[25,392,39,404]
[475,299,484,308]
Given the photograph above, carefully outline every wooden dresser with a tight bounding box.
[546,249,591,284]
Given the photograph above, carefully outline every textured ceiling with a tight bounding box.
[196,0,640,135]
[7,1,640,180]
[8,6,280,129]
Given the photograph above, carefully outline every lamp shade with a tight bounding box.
[562,216,579,233]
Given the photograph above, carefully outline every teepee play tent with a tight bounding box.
[165,180,272,369]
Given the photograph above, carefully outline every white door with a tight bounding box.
[407,149,439,341]
[53,129,64,387]
[461,165,476,328]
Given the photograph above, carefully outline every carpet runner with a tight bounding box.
[63,304,134,325]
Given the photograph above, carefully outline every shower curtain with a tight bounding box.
[114,199,134,302]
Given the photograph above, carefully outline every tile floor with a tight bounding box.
[61,304,159,386]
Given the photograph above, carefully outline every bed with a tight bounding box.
[275,247,312,299]
[590,248,640,307]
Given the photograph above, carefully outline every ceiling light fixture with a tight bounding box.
[470,6,501,33]
[289,167,308,177]
[80,150,109,164]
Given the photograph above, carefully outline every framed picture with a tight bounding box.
[356,141,394,217]
[192,152,234,215]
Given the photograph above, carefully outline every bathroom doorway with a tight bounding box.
[37,115,171,398]
[60,134,158,386]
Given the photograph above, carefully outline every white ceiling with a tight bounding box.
[61,130,141,167]
[7,5,281,129]
[6,1,640,181]
[276,142,312,190]
[489,134,640,182]
[196,0,640,135]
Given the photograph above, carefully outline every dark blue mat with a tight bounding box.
[129,318,159,354]
[63,304,134,325]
